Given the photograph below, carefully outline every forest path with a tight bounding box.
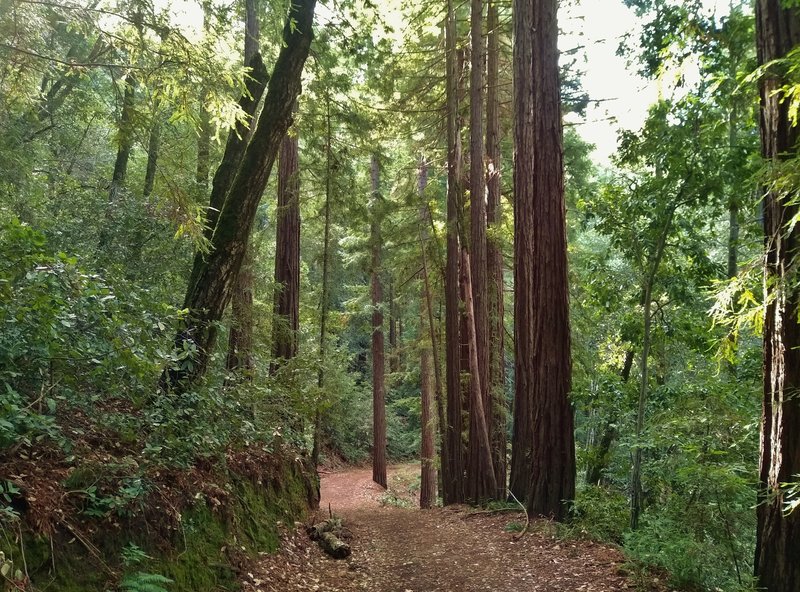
[241,464,649,592]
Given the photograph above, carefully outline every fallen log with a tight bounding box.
[319,531,351,559]
[308,518,340,541]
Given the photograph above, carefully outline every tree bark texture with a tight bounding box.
[227,4,263,379]
[271,128,301,366]
[244,0,259,63]
[371,154,388,489]
[463,248,497,503]
[161,0,316,390]
[469,0,495,502]
[755,2,800,590]
[443,0,465,505]
[226,246,255,374]
[486,0,506,498]
[419,156,439,509]
[420,308,438,509]
[511,0,575,520]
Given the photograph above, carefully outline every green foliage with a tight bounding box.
[119,572,173,592]
[564,487,630,544]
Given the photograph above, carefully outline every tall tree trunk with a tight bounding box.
[312,93,333,468]
[419,155,437,508]
[160,0,316,391]
[462,248,497,503]
[371,154,388,489]
[512,0,575,520]
[485,0,506,498]
[467,0,495,502]
[389,280,399,373]
[443,0,465,505]
[227,3,263,378]
[419,156,440,509]
[270,126,301,368]
[420,322,437,509]
[755,1,800,589]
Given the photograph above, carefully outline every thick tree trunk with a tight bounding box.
[371,154,388,489]
[271,128,301,367]
[467,0,499,502]
[485,0,506,498]
[467,0,496,502]
[226,4,263,379]
[755,2,800,590]
[160,0,316,391]
[462,248,497,503]
[512,0,575,520]
[443,0,465,506]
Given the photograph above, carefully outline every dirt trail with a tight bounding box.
[242,465,657,592]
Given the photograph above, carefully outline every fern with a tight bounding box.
[119,571,173,592]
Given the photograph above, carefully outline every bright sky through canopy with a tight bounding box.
[563,0,733,166]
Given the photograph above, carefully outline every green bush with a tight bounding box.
[564,485,629,544]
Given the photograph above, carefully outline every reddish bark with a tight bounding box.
[485,0,506,498]
[443,0,465,505]
[511,0,575,519]
[371,154,387,489]
[462,248,497,503]
[755,1,800,589]
[271,128,301,367]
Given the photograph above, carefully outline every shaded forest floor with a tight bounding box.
[241,464,669,592]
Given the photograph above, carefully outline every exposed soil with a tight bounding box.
[242,464,668,592]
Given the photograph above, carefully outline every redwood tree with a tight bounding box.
[754,1,800,589]
[271,126,301,366]
[419,157,437,509]
[511,0,575,519]
[442,0,465,505]
[486,0,506,498]
[466,0,496,504]
[370,154,387,489]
